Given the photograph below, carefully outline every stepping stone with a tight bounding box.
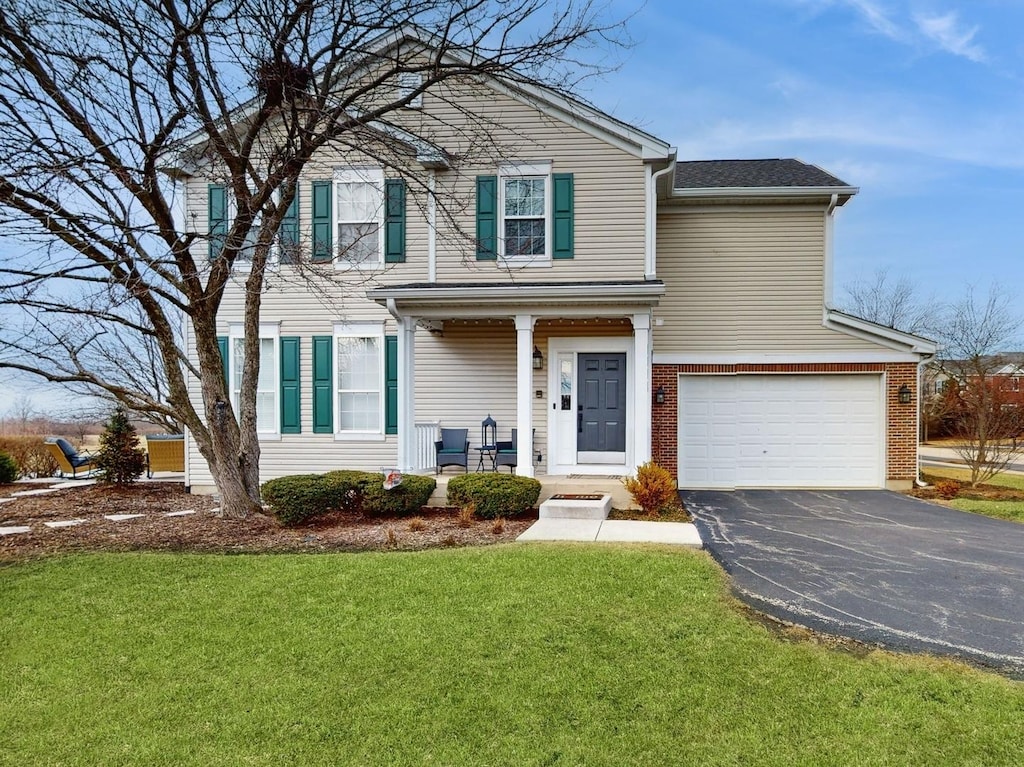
[10,488,62,497]
[0,497,15,504]
[48,480,97,490]
[104,514,145,522]
[164,510,195,517]
[43,519,88,529]
[0,525,31,536]
[517,518,602,542]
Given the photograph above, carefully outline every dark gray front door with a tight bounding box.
[578,353,626,457]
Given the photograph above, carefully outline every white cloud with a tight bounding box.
[914,11,986,63]
[842,0,905,41]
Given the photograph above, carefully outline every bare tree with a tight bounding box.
[6,394,36,434]
[932,285,1024,486]
[0,0,626,517]
[840,268,936,335]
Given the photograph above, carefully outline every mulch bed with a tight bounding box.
[0,482,535,562]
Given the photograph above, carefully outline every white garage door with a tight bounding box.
[678,374,883,488]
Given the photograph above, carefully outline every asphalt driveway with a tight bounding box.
[682,489,1024,677]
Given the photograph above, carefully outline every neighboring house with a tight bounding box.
[180,28,936,493]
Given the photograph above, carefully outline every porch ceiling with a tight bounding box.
[368,280,665,319]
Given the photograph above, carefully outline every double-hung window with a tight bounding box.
[499,162,550,262]
[476,164,572,263]
[335,167,385,266]
[334,322,385,436]
[207,184,263,269]
[228,322,280,436]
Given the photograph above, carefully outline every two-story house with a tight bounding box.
[181,29,936,495]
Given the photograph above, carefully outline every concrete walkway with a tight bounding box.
[684,489,1024,678]
[517,517,702,546]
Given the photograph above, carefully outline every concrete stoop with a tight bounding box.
[538,494,611,520]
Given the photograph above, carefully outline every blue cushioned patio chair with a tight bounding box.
[494,429,518,474]
[435,428,469,474]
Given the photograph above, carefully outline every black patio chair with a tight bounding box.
[435,428,469,474]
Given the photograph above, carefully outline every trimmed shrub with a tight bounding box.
[0,436,59,478]
[0,451,17,484]
[262,471,438,525]
[447,473,541,519]
[95,407,146,484]
[261,474,336,526]
[359,473,436,518]
[623,461,681,516]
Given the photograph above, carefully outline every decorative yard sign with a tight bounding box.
[382,468,403,490]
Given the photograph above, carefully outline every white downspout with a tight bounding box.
[427,170,437,283]
[823,193,839,308]
[645,154,677,280]
[916,355,934,487]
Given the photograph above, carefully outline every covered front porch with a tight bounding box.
[368,280,665,483]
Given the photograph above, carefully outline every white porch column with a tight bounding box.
[397,316,417,472]
[632,312,653,469]
[514,314,536,478]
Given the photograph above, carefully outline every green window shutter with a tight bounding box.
[280,337,301,434]
[208,185,228,261]
[217,336,229,388]
[279,190,299,263]
[552,173,574,260]
[476,175,497,260]
[384,178,406,263]
[311,181,332,262]
[385,335,398,435]
[312,335,333,433]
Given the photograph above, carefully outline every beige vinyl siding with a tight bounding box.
[654,206,886,354]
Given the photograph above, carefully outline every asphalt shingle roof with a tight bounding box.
[674,159,851,190]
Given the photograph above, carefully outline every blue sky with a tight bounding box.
[597,0,1024,303]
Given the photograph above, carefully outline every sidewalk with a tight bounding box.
[517,517,702,546]
[920,444,1024,475]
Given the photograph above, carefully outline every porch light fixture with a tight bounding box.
[532,346,543,370]
[655,386,666,405]
[898,384,912,405]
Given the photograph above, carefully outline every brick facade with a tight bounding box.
[652,362,919,487]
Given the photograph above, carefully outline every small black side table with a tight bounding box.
[475,446,497,472]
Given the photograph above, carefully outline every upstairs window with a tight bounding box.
[397,72,423,108]
[476,165,573,263]
[311,170,405,267]
[336,168,384,266]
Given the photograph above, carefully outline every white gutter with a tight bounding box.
[672,185,859,200]
[645,154,678,280]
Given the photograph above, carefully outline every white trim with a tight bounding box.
[653,352,923,365]
[371,282,665,302]
[823,194,838,308]
[226,322,281,438]
[823,309,937,354]
[547,336,634,476]
[332,321,386,439]
[332,166,385,269]
[498,162,553,265]
[515,314,536,478]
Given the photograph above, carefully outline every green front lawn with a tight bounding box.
[948,499,1024,523]
[924,465,1024,491]
[2,548,1023,766]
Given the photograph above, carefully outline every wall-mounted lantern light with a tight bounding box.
[898,384,912,405]
[532,346,543,370]
[655,385,666,405]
